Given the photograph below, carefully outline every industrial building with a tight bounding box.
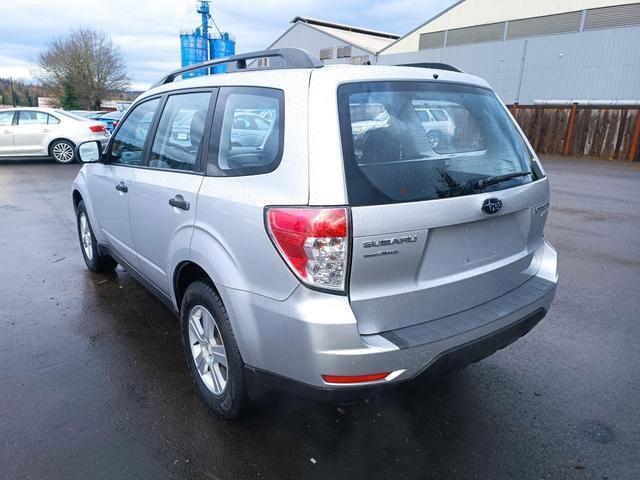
[266,17,399,65]
[377,0,640,103]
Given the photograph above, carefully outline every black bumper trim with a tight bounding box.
[379,276,556,349]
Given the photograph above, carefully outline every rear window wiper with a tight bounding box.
[468,171,532,190]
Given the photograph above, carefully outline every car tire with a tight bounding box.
[180,280,248,419]
[50,139,76,164]
[76,200,118,273]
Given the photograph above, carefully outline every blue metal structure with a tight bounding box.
[180,1,236,77]
[210,33,236,74]
[180,31,209,78]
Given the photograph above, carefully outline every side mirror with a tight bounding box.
[77,140,102,163]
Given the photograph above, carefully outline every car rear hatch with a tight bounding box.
[337,80,549,335]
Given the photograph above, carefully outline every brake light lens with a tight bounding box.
[89,125,105,133]
[266,207,349,291]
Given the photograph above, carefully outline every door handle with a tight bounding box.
[42,129,50,133]
[2,130,10,134]
[115,182,128,193]
[169,194,190,211]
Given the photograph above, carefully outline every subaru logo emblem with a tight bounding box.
[482,198,503,215]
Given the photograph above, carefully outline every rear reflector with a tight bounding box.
[265,207,349,291]
[89,125,105,133]
[322,373,390,384]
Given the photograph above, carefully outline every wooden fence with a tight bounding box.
[509,104,640,162]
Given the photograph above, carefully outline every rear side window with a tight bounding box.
[110,98,160,166]
[338,81,538,206]
[208,87,283,177]
[17,111,59,125]
[149,91,212,172]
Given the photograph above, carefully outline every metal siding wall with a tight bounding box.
[270,23,371,65]
[378,26,640,103]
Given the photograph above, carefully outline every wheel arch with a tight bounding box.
[173,261,217,309]
[72,189,83,212]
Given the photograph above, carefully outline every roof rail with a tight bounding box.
[152,48,323,87]
[399,62,463,73]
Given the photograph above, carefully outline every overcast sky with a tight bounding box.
[0,0,455,90]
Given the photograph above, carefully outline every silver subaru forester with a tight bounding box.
[72,49,558,418]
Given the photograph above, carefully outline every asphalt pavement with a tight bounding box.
[0,156,638,480]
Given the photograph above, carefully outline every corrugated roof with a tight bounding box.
[291,16,399,54]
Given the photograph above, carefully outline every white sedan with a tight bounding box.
[0,107,111,164]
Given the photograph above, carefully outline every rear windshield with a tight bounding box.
[338,81,540,206]
[55,110,87,121]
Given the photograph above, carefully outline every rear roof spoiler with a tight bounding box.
[398,62,463,73]
[153,48,323,87]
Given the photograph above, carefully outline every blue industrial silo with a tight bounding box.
[179,1,236,77]
[180,30,209,78]
[210,33,236,74]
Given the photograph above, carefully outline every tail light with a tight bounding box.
[89,125,105,133]
[265,207,349,292]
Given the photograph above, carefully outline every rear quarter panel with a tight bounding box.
[188,70,311,302]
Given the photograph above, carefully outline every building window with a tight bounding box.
[319,47,333,61]
[507,11,581,39]
[337,45,352,58]
[446,22,505,46]
[584,3,640,30]
[419,31,446,50]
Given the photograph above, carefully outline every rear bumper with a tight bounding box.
[220,240,558,396]
[245,307,547,402]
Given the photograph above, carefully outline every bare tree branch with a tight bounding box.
[35,28,129,109]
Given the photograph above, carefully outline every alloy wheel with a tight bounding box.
[79,213,93,261]
[188,305,228,395]
[52,142,74,163]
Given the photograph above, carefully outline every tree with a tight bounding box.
[36,28,129,110]
[60,80,79,110]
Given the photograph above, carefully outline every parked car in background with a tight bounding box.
[95,110,124,133]
[72,49,557,419]
[0,107,109,163]
[414,107,455,148]
[230,112,272,147]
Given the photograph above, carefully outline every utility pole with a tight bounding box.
[9,77,17,107]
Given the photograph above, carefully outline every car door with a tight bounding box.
[0,111,15,155]
[128,90,214,294]
[87,97,162,268]
[13,111,57,155]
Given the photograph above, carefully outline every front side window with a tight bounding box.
[17,111,58,125]
[0,111,14,126]
[339,81,540,206]
[109,98,160,166]
[149,91,212,172]
[209,87,283,176]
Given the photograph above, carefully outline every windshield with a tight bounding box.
[338,81,540,206]
[100,111,124,120]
